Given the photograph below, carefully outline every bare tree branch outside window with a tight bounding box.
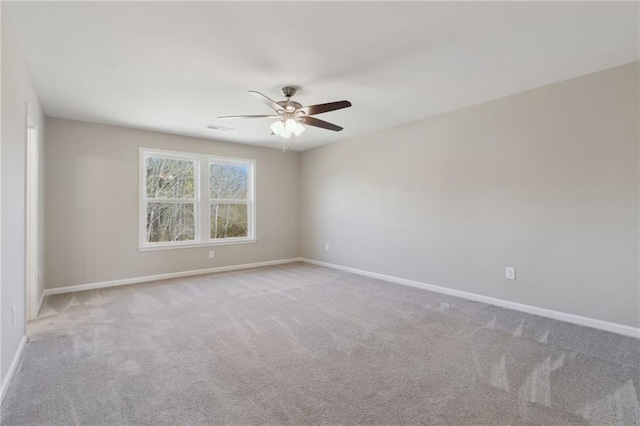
[141,151,253,247]
[210,163,249,239]
[145,157,196,242]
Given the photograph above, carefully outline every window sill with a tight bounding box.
[138,239,257,252]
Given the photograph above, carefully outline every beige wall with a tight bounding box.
[45,118,300,289]
[301,62,640,328]
[44,63,639,329]
[1,9,45,380]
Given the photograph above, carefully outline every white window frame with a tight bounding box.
[139,148,256,251]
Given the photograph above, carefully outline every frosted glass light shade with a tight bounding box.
[271,119,303,139]
[270,121,284,134]
[293,123,305,136]
[285,118,298,133]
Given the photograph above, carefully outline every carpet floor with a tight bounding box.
[2,262,639,425]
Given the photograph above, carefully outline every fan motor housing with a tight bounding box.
[277,100,302,112]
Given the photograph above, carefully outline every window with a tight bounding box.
[140,148,255,250]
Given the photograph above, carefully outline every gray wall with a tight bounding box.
[301,62,640,328]
[1,9,45,380]
[45,118,300,289]
[42,62,640,329]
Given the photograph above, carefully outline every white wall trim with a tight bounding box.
[25,107,39,321]
[300,258,640,339]
[36,291,45,317]
[42,258,303,298]
[0,336,27,407]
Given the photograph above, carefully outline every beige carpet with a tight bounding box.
[2,262,639,425]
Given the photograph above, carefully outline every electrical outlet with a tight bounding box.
[506,267,516,280]
[209,250,215,259]
[325,243,329,251]
[11,306,15,326]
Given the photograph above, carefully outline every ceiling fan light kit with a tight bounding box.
[271,118,305,138]
[218,86,352,149]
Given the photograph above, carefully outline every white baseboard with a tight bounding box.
[39,256,639,338]
[300,258,640,339]
[42,258,303,298]
[0,336,27,407]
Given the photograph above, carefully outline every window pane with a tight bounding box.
[146,157,195,199]
[210,203,248,239]
[210,163,248,200]
[146,203,195,242]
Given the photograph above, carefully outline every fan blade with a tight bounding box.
[299,100,351,116]
[218,115,279,120]
[249,91,285,112]
[301,116,343,132]
[207,124,233,131]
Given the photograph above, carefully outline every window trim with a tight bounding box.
[139,148,256,251]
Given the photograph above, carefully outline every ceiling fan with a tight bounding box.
[218,87,352,138]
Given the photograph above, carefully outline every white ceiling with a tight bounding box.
[5,1,639,151]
